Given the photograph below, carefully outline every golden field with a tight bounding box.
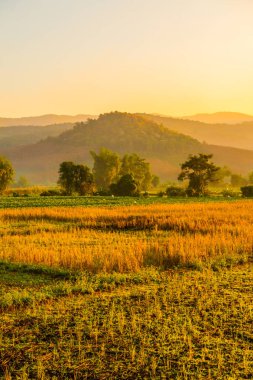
[0,199,252,379]
[0,201,252,272]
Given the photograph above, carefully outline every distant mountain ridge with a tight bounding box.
[139,114,253,151]
[0,124,75,149]
[0,114,96,127]
[182,112,253,124]
[3,111,253,150]
[2,112,253,185]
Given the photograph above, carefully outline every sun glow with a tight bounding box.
[1,0,253,117]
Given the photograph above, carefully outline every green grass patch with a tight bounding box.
[0,194,243,209]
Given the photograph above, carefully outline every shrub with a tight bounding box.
[241,185,253,197]
[221,189,238,198]
[40,190,62,196]
[110,174,138,196]
[166,186,186,197]
[93,190,111,196]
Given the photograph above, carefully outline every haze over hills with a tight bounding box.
[140,114,253,151]
[182,112,253,124]
[0,124,75,149]
[2,112,253,185]
[2,111,253,151]
[0,114,96,127]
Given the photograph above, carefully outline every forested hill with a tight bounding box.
[4,112,203,183]
[3,112,253,184]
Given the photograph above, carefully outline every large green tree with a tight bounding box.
[178,154,219,196]
[90,148,121,191]
[73,164,95,195]
[120,153,152,191]
[58,162,76,195]
[0,156,14,194]
[58,162,94,195]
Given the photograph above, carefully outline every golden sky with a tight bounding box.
[1,0,253,117]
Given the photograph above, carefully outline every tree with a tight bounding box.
[13,176,29,188]
[0,156,14,194]
[58,162,76,195]
[166,186,186,197]
[73,164,95,195]
[230,174,248,187]
[248,172,253,184]
[110,174,138,196]
[120,153,152,191]
[90,148,121,191]
[241,185,253,197]
[213,166,231,184]
[178,154,219,196]
[151,174,160,188]
[58,162,94,195]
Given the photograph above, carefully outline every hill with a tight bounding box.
[3,112,253,184]
[182,111,253,124]
[0,114,96,127]
[139,114,253,151]
[3,112,204,184]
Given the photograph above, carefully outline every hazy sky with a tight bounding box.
[1,0,253,117]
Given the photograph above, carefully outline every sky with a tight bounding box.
[1,0,253,117]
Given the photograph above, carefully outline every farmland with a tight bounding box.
[0,194,241,209]
[0,199,253,379]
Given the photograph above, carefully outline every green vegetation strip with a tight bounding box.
[0,195,244,209]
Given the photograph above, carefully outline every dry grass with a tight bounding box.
[0,201,252,272]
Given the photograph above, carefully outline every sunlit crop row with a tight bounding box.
[0,200,252,272]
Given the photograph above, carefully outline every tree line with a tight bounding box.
[58,151,253,197]
[1,150,253,197]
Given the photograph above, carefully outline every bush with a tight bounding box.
[241,185,253,197]
[166,186,186,197]
[93,190,111,196]
[110,174,138,196]
[221,189,238,198]
[40,190,62,196]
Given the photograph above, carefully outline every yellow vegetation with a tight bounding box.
[0,201,252,272]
